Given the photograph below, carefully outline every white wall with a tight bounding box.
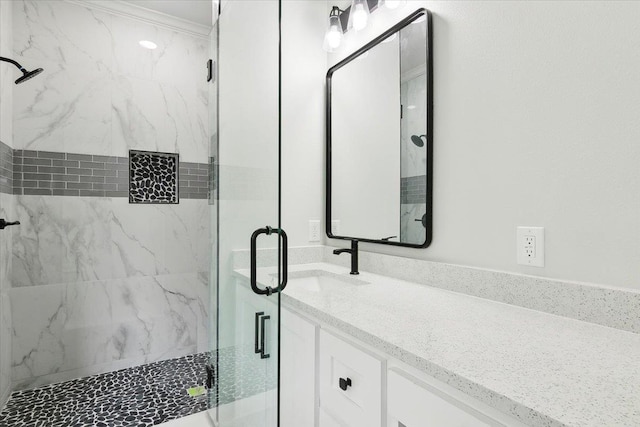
[281,0,328,247]
[323,0,640,290]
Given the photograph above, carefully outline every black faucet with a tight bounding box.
[333,240,359,275]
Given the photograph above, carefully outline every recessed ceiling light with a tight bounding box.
[139,40,157,50]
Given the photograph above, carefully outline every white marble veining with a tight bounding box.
[5,0,211,391]
[12,196,208,286]
[400,74,427,179]
[0,0,13,146]
[400,202,426,245]
[11,0,208,161]
[111,74,208,162]
[9,196,209,388]
[239,263,640,427]
[10,272,208,390]
[0,192,14,408]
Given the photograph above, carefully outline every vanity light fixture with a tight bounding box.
[348,0,370,31]
[323,6,345,52]
[325,0,399,51]
[139,40,157,50]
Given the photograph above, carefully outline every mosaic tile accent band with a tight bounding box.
[401,175,427,204]
[0,147,209,199]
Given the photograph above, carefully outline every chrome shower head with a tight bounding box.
[411,134,426,147]
[0,56,44,85]
[15,67,44,85]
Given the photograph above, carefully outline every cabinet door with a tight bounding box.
[388,369,498,427]
[319,330,383,427]
[281,308,317,427]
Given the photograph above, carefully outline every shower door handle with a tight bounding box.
[250,226,288,295]
[254,312,270,359]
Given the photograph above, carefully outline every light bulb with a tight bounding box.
[352,4,368,31]
[323,11,344,52]
[326,26,343,49]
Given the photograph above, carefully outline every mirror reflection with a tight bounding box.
[327,10,432,247]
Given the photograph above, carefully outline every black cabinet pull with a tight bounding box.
[339,377,352,391]
[0,219,20,230]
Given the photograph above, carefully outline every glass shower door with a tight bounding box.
[208,1,283,426]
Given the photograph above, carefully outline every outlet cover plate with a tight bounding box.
[308,220,321,242]
[517,226,545,267]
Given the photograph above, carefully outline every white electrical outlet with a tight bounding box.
[331,220,340,236]
[517,226,544,267]
[308,220,321,242]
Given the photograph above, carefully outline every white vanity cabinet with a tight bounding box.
[276,306,526,427]
[281,308,317,427]
[318,330,384,427]
[387,368,501,427]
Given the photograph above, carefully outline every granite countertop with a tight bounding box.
[234,262,640,427]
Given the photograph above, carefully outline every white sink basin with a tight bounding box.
[281,270,370,292]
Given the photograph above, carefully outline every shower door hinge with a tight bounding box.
[206,364,216,389]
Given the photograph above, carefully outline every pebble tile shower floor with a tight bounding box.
[0,353,210,427]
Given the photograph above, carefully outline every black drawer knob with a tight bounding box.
[339,377,352,391]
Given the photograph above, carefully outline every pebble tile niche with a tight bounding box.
[129,150,179,204]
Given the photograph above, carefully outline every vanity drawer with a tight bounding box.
[387,369,498,427]
[319,330,384,427]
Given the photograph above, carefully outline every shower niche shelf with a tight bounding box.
[129,150,179,204]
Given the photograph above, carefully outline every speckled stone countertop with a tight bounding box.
[235,263,640,427]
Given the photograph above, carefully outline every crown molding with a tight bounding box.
[65,0,212,39]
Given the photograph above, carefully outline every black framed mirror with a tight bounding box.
[326,9,433,248]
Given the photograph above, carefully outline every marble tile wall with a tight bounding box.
[400,202,427,245]
[12,0,209,162]
[400,75,427,180]
[0,0,14,410]
[10,196,210,390]
[0,193,14,407]
[7,0,212,390]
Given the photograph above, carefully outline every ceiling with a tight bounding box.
[122,0,213,27]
